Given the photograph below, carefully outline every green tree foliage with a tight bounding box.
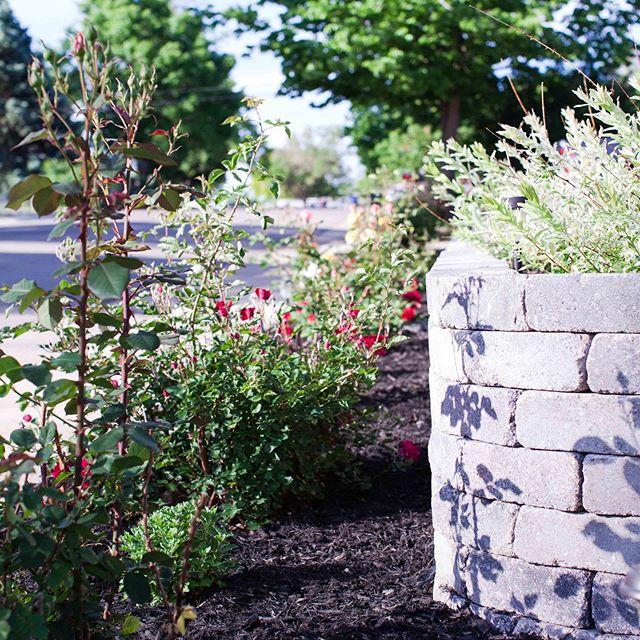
[81,0,242,180]
[0,0,45,189]
[238,0,639,160]
[269,128,347,202]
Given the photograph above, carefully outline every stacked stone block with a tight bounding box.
[426,242,640,639]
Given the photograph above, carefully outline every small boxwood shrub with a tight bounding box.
[121,502,234,603]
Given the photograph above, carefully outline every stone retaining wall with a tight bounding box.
[426,242,640,639]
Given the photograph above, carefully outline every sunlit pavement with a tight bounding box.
[0,206,351,436]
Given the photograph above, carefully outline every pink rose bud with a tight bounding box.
[162,390,170,399]
[73,32,86,56]
[23,414,33,423]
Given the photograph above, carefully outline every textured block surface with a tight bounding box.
[461,439,582,510]
[525,273,640,333]
[460,330,591,392]
[516,391,640,455]
[587,334,640,394]
[583,454,640,516]
[430,373,519,446]
[465,549,592,628]
[432,476,519,556]
[514,507,640,574]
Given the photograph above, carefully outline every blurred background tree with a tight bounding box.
[269,128,347,204]
[231,0,640,172]
[80,0,243,181]
[0,0,48,191]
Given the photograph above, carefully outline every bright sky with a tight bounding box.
[8,0,359,169]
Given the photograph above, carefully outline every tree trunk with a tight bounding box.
[440,96,461,141]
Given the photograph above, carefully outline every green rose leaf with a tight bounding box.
[157,189,181,211]
[6,174,52,210]
[50,352,81,373]
[127,426,159,452]
[0,356,23,383]
[10,429,37,448]
[122,615,141,636]
[12,128,50,149]
[89,427,124,453]
[123,331,160,352]
[37,298,63,329]
[32,186,62,216]
[115,143,177,166]
[1,278,38,303]
[123,571,152,604]
[21,364,51,387]
[88,257,130,300]
[42,379,76,406]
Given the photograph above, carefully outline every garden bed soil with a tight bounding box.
[137,329,526,639]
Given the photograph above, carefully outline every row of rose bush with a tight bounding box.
[0,33,434,639]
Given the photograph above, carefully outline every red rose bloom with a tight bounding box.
[52,459,91,488]
[255,287,271,301]
[215,300,232,317]
[239,307,255,321]
[401,305,416,322]
[359,334,387,356]
[399,440,421,462]
[402,290,422,304]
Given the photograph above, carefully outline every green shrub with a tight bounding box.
[426,83,640,273]
[122,502,234,603]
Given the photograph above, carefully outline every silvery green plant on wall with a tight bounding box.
[425,81,640,273]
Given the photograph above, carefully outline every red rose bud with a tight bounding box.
[151,129,170,137]
[255,287,271,301]
[73,32,86,56]
[401,305,416,322]
[22,414,33,423]
[162,389,170,399]
[239,307,255,321]
[399,440,421,462]
[348,308,361,318]
[307,313,316,322]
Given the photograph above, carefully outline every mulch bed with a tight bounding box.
[137,329,519,639]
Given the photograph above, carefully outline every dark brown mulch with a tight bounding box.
[138,329,515,639]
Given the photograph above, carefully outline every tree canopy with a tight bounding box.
[0,0,45,189]
[81,0,243,180]
[269,128,347,202]
[237,0,640,156]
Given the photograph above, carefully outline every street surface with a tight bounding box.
[0,206,350,434]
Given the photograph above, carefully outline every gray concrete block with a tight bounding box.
[583,455,640,516]
[587,334,640,394]
[432,531,467,600]
[525,273,640,334]
[461,439,582,511]
[430,372,519,446]
[428,322,470,383]
[468,603,517,634]
[428,431,464,490]
[512,617,599,640]
[426,271,528,331]
[514,506,640,574]
[461,330,591,391]
[592,572,640,634]
[516,391,640,455]
[465,549,592,627]
[432,476,519,556]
